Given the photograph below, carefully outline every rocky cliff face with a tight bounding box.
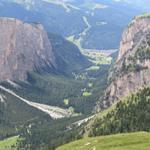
[0,17,56,81]
[97,14,150,110]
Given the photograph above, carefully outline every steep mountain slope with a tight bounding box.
[0,17,56,81]
[97,14,150,109]
[0,0,150,49]
[56,71,150,149]
[88,86,150,137]
[57,83,150,150]
[0,85,51,139]
[48,34,90,73]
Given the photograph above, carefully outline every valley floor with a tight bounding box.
[56,132,150,150]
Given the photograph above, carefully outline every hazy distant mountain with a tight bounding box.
[0,0,149,50]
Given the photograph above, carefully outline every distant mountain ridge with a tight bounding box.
[0,0,149,50]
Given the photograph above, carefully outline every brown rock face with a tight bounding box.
[97,15,150,110]
[0,18,56,81]
[118,16,150,61]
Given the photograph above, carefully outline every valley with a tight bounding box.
[0,22,113,148]
[0,1,150,150]
[0,48,112,116]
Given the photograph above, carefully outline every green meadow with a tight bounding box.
[57,132,150,150]
[0,136,18,150]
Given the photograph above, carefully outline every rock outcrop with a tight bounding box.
[0,17,56,81]
[97,14,150,110]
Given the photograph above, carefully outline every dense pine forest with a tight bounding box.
[89,86,150,136]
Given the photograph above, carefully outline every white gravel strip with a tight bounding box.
[0,85,71,119]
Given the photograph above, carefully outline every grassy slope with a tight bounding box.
[0,136,18,150]
[57,132,150,150]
